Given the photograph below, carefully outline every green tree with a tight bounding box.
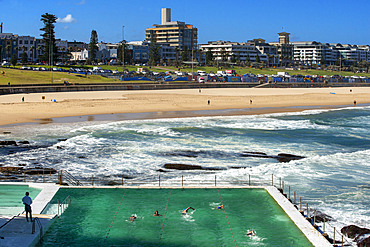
[88,30,98,64]
[236,51,241,65]
[117,40,130,65]
[36,46,42,62]
[10,54,17,66]
[40,13,57,64]
[230,54,236,63]
[30,46,35,61]
[205,50,213,65]
[148,39,160,66]
[181,46,189,62]
[21,46,28,64]
[255,53,260,63]
[174,47,180,66]
[21,51,28,64]
[6,44,11,61]
[220,47,226,61]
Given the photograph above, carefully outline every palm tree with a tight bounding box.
[37,46,42,62]
[0,45,3,62]
[30,46,35,62]
[6,45,11,61]
[61,47,66,63]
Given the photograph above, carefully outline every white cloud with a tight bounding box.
[57,14,76,23]
[77,0,86,5]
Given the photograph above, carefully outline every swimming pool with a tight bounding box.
[38,188,313,246]
[0,184,41,216]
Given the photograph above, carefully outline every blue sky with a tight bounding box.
[1,0,369,45]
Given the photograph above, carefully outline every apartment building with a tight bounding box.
[127,41,149,63]
[17,36,37,62]
[200,41,268,63]
[269,32,294,66]
[145,8,198,51]
[0,33,17,62]
[292,42,370,66]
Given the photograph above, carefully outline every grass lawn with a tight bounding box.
[1,64,368,86]
[0,67,119,85]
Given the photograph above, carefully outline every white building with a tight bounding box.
[200,41,268,63]
[71,49,89,61]
[17,36,36,62]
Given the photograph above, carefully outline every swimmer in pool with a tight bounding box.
[153,211,161,216]
[247,230,256,236]
[216,205,224,210]
[129,215,137,222]
[182,207,195,215]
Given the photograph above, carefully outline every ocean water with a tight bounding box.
[1,106,369,233]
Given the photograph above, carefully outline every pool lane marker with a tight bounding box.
[105,189,127,240]
[218,188,238,247]
[159,189,172,246]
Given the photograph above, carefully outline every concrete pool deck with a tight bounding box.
[0,183,332,247]
[0,182,60,247]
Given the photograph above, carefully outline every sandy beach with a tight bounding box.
[0,87,369,127]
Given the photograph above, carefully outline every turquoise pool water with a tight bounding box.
[39,188,312,247]
[0,184,41,216]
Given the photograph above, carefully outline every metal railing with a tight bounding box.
[0,170,356,246]
[57,195,71,217]
[31,217,43,243]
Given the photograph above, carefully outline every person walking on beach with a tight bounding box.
[354,100,357,106]
[22,192,32,222]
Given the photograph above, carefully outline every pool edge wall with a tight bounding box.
[265,186,332,247]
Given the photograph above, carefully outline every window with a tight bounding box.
[25,40,28,44]
[19,40,23,44]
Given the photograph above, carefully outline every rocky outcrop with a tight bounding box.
[277,153,306,163]
[0,140,17,146]
[310,209,334,223]
[341,225,370,247]
[0,166,57,175]
[164,163,224,171]
[242,151,305,163]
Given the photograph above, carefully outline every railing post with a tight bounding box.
[289,186,291,200]
[313,209,316,225]
[159,175,161,187]
[279,177,281,189]
[24,172,26,183]
[92,175,94,186]
[333,227,336,245]
[182,175,184,188]
[248,174,251,186]
[59,170,63,185]
[300,197,302,211]
[306,203,309,218]
[282,181,284,193]
[215,175,217,187]
[323,218,325,232]
[43,168,45,183]
[272,174,273,186]
[122,175,124,186]
[294,191,296,204]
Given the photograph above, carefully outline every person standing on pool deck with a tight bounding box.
[22,192,32,222]
[182,207,195,215]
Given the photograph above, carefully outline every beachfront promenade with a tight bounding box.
[0,81,369,95]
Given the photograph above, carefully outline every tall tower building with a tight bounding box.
[161,8,171,25]
[145,8,198,51]
[278,32,290,44]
